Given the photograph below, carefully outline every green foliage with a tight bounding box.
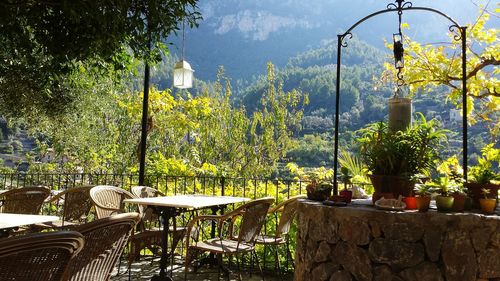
[338,149,370,185]
[26,63,306,177]
[358,114,448,178]
[424,176,460,196]
[286,134,333,167]
[0,0,200,119]
[381,10,499,137]
[468,144,500,184]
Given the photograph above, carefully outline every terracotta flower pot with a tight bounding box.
[416,196,431,212]
[465,183,499,207]
[452,193,466,212]
[369,175,415,204]
[479,198,497,214]
[403,196,417,210]
[436,195,454,212]
[339,189,353,203]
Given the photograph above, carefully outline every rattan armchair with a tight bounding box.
[0,186,50,214]
[89,185,135,219]
[44,185,94,227]
[0,230,84,281]
[185,197,275,280]
[62,213,140,281]
[255,194,305,272]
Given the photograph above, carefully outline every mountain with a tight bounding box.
[168,0,490,81]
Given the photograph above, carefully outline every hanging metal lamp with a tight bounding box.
[173,60,194,89]
[173,18,194,89]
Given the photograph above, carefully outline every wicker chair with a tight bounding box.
[44,185,94,227]
[0,231,84,281]
[185,197,275,280]
[255,195,306,272]
[0,186,50,214]
[129,185,186,264]
[62,213,140,281]
[89,185,135,219]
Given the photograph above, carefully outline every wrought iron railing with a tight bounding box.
[0,172,315,273]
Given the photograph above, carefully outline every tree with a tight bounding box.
[0,0,200,119]
[381,9,499,139]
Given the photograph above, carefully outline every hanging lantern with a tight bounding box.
[393,32,404,69]
[173,60,194,89]
[389,88,412,132]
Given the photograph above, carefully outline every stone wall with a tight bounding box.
[294,200,500,281]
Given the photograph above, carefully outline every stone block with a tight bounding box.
[399,262,444,281]
[369,238,424,270]
[478,248,500,279]
[330,270,353,281]
[384,222,424,242]
[311,262,339,281]
[315,241,332,263]
[373,265,394,281]
[370,221,382,238]
[423,228,443,262]
[335,242,372,281]
[339,217,371,245]
[470,227,494,253]
[442,230,477,281]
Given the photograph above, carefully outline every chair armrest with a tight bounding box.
[185,215,225,248]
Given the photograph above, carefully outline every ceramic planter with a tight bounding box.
[436,195,454,212]
[403,196,417,210]
[479,198,497,214]
[416,196,431,212]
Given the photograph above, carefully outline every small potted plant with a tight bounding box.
[466,144,500,207]
[429,176,456,212]
[339,167,353,203]
[306,181,333,201]
[414,183,433,212]
[479,188,497,214]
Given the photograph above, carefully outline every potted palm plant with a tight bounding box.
[358,114,447,203]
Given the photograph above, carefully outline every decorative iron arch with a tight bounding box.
[332,0,468,194]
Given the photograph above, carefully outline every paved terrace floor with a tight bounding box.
[111,257,293,281]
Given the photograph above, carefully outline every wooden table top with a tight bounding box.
[0,213,59,229]
[124,195,250,209]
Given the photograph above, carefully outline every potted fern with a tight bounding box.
[358,114,447,203]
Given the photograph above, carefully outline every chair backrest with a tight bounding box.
[237,197,274,244]
[63,213,140,281]
[89,185,135,219]
[0,231,84,281]
[0,186,50,214]
[48,185,94,223]
[131,185,164,198]
[131,186,163,223]
[274,195,306,236]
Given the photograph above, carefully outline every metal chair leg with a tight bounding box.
[252,250,265,281]
[235,253,242,281]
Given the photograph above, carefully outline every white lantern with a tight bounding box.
[173,60,194,89]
